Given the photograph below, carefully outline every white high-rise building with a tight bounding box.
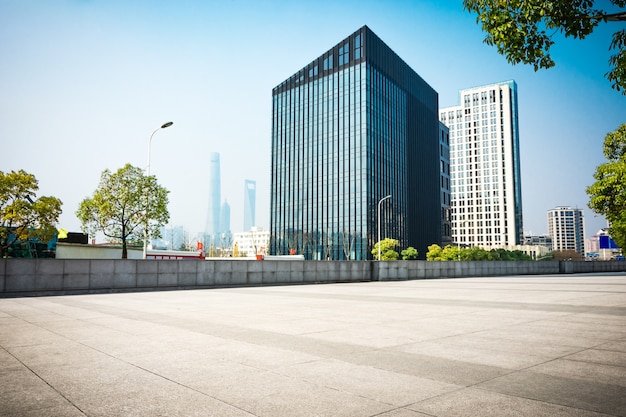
[548,206,585,256]
[439,80,523,249]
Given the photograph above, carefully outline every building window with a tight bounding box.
[354,34,362,60]
[339,42,349,66]
[323,55,333,70]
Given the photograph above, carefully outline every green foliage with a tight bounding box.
[372,238,400,260]
[0,170,62,258]
[587,124,626,248]
[463,0,626,93]
[426,244,460,261]
[76,164,169,258]
[426,244,532,261]
[401,246,418,260]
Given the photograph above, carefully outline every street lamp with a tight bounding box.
[377,195,392,261]
[143,121,173,259]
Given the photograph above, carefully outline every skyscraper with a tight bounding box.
[270,25,441,260]
[548,206,585,256]
[439,81,523,248]
[205,152,221,244]
[220,200,231,234]
[243,179,256,232]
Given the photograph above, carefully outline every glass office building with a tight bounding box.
[270,26,441,260]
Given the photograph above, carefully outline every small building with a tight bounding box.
[233,227,270,257]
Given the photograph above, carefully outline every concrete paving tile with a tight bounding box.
[424,333,582,358]
[598,340,626,353]
[476,370,626,416]
[212,370,392,417]
[40,319,116,341]
[277,358,461,406]
[474,326,607,349]
[528,358,626,387]
[551,313,626,327]
[392,340,551,370]
[240,317,352,336]
[0,322,66,348]
[350,349,510,386]
[0,367,70,416]
[0,349,23,371]
[7,340,108,368]
[191,339,323,369]
[303,326,426,349]
[0,404,87,417]
[565,348,626,367]
[525,319,626,339]
[375,409,432,417]
[410,387,615,417]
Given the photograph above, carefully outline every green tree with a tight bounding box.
[401,246,418,260]
[372,238,399,260]
[0,170,63,258]
[76,164,169,259]
[587,124,626,249]
[426,244,461,261]
[463,0,626,93]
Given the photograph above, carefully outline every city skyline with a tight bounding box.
[1,1,624,242]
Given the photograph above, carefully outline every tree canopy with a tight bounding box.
[587,123,626,249]
[0,170,63,258]
[426,244,532,261]
[76,164,169,258]
[463,0,626,93]
[401,246,418,260]
[372,238,400,260]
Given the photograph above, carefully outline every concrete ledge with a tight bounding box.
[1,259,625,297]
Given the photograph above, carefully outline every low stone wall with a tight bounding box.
[0,259,624,297]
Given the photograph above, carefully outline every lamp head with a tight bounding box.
[161,121,173,129]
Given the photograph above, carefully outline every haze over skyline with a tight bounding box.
[2,0,624,242]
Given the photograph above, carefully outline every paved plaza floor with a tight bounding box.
[1,273,625,417]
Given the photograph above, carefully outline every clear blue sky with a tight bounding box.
[2,0,624,241]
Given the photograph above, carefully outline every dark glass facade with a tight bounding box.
[270,26,441,260]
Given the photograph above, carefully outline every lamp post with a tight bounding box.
[377,195,392,261]
[143,121,173,259]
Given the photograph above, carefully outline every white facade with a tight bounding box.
[233,227,270,257]
[439,80,523,249]
[548,207,585,256]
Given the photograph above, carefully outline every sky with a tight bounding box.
[2,0,625,242]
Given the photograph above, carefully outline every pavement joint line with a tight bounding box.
[1,345,89,416]
[64,334,260,417]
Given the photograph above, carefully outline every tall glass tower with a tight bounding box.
[270,26,441,260]
[243,179,256,232]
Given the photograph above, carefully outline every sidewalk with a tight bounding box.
[1,274,625,416]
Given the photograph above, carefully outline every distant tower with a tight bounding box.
[547,206,585,256]
[205,152,221,244]
[221,200,231,234]
[244,179,256,231]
